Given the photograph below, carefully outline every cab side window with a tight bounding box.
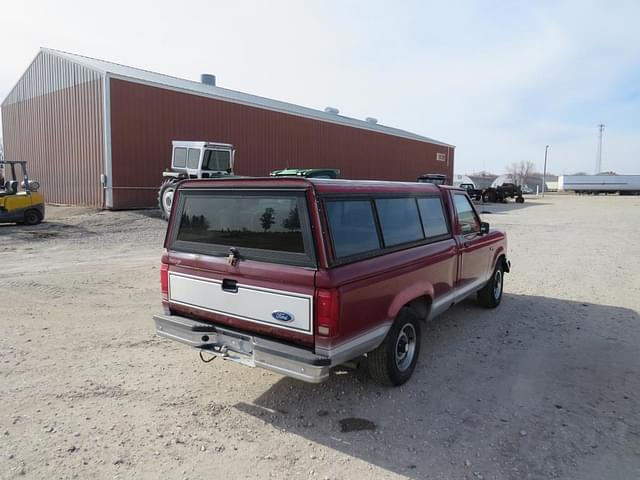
[187,148,201,169]
[173,147,187,168]
[453,194,480,234]
[417,197,449,238]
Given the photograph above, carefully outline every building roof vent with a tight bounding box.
[201,74,216,86]
[324,106,340,114]
[365,117,378,124]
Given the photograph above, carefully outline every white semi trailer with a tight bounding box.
[558,175,640,195]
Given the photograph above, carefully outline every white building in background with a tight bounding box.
[545,181,558,192]
[490,174,515,188]
[453,174,475,187]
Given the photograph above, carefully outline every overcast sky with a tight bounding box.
[1,0,638,175]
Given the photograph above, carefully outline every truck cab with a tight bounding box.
[459,183,482,201]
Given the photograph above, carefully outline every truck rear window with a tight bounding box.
[171,191,316,266]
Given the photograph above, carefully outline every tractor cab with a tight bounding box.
[158,141,235,219]
[0,160,45,225]
[165,141,235,180]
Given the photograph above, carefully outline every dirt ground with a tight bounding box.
[1,195,639,480]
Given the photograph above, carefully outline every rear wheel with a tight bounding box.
[367,308,422,386]
[24,209,42,226]
[516,196,525,203]
[158,179,178,220]
[477,262,504,308]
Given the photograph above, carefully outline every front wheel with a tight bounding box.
[24,209,42,226]
[477,262,504,308]
[516,196,524,203]
[367,308,422,386]
[158,179,178,220]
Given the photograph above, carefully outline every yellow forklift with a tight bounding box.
[0,161,45,225]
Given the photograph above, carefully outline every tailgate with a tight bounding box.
[168,269,313,334]
[164,186,318,346]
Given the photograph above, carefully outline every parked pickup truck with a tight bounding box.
[153,178,510,386]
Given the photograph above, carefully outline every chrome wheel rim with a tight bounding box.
[494,270,503,300]
[162,188,174,212]
[395,323,417,372]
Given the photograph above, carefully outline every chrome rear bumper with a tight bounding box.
[153,314,331,383]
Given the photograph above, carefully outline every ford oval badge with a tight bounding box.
[272,310,294,322]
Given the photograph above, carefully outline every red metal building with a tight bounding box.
[2,49,454,209]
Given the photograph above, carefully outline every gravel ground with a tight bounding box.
[1,195,639,480]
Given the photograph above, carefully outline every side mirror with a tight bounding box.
[480,221,490,234]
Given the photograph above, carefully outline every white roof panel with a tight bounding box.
[40,48,454,148]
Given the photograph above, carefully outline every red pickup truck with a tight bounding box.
[153,178,509,386]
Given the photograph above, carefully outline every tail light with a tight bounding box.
[315,288,339,337]
[160,263,169,301]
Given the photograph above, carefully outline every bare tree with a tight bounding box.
[506,161,535,186]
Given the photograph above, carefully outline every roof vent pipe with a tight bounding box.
[201,74,216,86]
[365,117,378,124]
[324,107,339,114]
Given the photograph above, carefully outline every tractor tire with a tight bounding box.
[516,196,525,203]
[24,209,42,226]
[158,179,178,220]
[367,308,422,386]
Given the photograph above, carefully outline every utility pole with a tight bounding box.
[542,145,549,197]
[596,124,605,174]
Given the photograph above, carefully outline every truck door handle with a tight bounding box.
[221,278,238,293]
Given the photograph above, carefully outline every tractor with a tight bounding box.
[0,161,45,225]
[158,141,235,219]
[481,182,525,203]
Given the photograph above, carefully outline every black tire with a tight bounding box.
[24,209,42,226]
[516,196,524,203]
[367,308,422,386]
[477,262,504,308]
[158,179,178,220]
